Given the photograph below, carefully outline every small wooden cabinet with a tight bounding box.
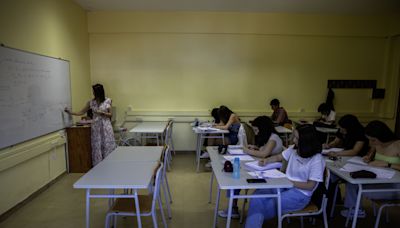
[66,126,92,172]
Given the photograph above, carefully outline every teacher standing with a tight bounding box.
[65,84,116,166]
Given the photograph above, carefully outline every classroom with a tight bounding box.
[1,0,400,227]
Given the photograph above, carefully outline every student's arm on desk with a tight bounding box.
[327,141,365,157]
[323,137,341,149]
[259,153,284,166]
[214,113,238,130]
[244,140,277,158]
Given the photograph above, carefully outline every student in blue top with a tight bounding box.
[245,124,325,228]
[213,105,241,145]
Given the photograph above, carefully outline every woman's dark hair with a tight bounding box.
[337,114,369,156]
[296,124,322,158]
[270,99,280,106]
[338,114,363,135]
[211,108,220,124]
[218,105,233,124]
[92,84,105,103]
[317,103,331,115]
[365,120,397,143]
[251,116,277,147]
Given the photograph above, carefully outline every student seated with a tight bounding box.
[269,98,291,127]
[200,108,220,159]
[213,105,241,145]
[341,120,400,218]
[324,114,369,210]
[314,102,336,128]
[324,114,369,158]
[244,116,283,158]
[218,116,283,219]
[245,124,325,228]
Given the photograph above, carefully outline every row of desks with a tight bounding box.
[207,146,400,228]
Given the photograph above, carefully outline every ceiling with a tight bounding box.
[73,0,400,14]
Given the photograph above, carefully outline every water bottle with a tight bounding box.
[233,157,240,179]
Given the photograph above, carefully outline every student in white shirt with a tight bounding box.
[245,124,325,228]
[218,116,283,219]
[315,103,336,127]
[244,116,283,158]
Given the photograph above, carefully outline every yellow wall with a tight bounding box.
[0,0,91,215]
[88,12,400,125]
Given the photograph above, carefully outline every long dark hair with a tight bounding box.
[296,124,322,158]
[92,84,105,103]
[338,114,364,136]
[318,103,331,115]
[218,105,233,124]
[365,120,397,142]
[211,108,220,124]
[251,116,277,147]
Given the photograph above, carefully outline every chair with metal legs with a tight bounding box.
[104,163,167,228]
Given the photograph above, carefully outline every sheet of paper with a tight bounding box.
[321,148,344,155]
[347,156,368,166]
[197,126,219,131]
[244,161,282,171]
[262,169,287,178]
[340,163,395,179]
[228,145,242,149]
[228,148,245,155]
[223,155,254,162]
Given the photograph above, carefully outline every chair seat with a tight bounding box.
[110,195,153,213]
[285,202,319,215]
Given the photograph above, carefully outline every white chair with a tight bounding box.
[104,163,167,228]
[371,199,400,228]
[160,145,173,219]
[163,120,175,170]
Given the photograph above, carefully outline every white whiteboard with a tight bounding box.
[0,46,72,149]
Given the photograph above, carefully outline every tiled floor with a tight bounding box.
[1,152,399,228]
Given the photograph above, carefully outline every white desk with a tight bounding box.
[326,157,400,228]
[208,146,293,228]
[193,126,229,172]
[316,127,338,143]
[130,122,168,146]
[275,126,292,146]
[74,161,159,228]
[105,146,163,162]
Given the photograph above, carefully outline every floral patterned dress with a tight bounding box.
[90,98,116,166]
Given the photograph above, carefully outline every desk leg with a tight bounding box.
[86,189,90,228]
[351,184,363,228]
[226,190,234,228]
[134,189,142,228]
[277,189,282,228]
[209,172,214,203]
[196,134,202,172]
[213,187,221,228]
